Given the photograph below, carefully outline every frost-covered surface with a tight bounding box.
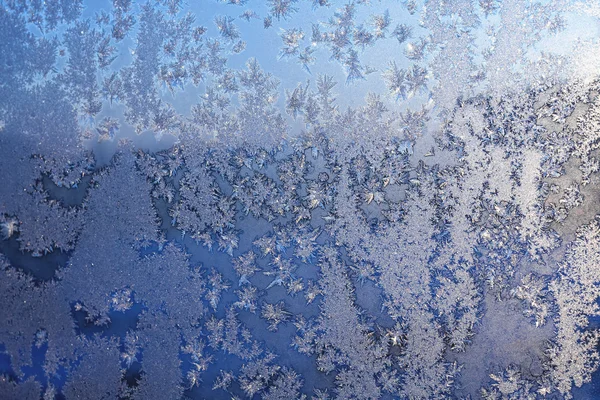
[2,0,600,399]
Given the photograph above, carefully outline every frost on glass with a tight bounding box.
[2,0,600,399]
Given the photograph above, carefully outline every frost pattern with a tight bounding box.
[1,0,600,399]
